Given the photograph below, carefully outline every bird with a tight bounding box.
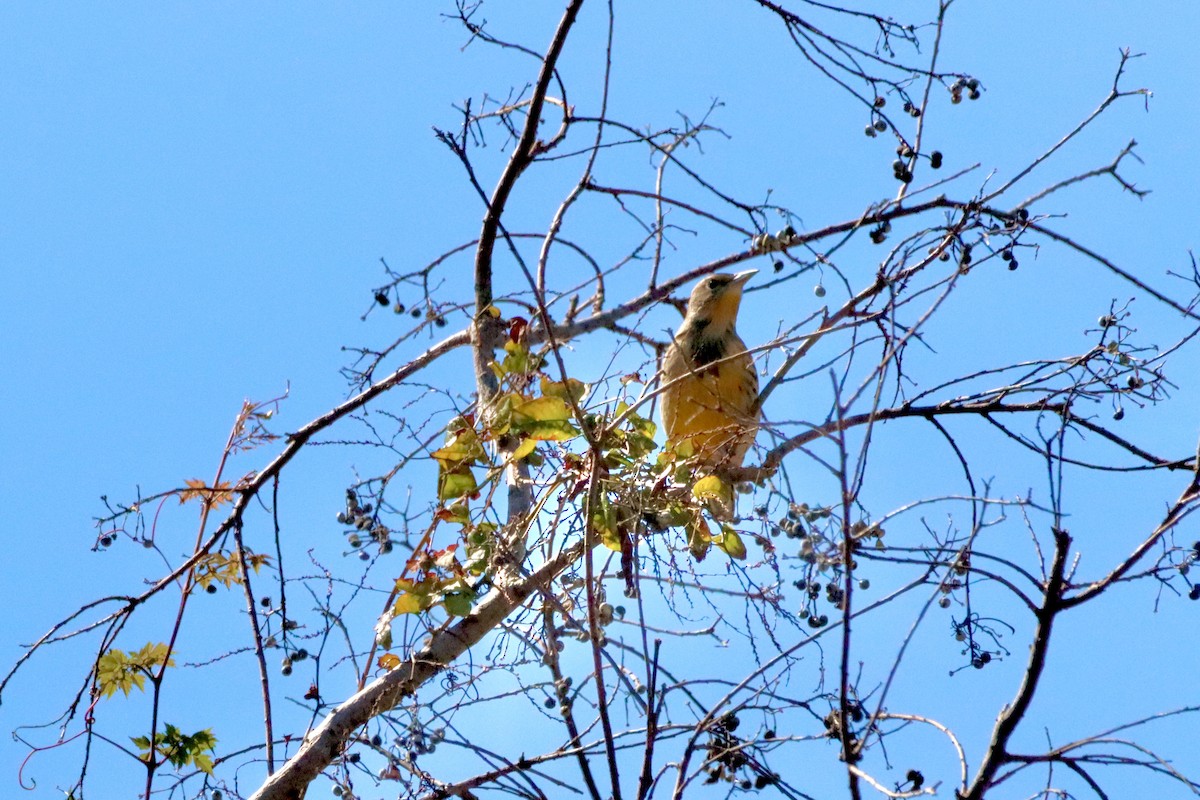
[661,270,760,516]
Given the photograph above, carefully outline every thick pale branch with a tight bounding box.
[250,540,587,800]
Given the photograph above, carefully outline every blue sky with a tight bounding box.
[2,2,1199,798]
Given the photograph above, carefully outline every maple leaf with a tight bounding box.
[179,479,234,507]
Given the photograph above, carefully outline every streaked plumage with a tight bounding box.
[661,270,760,474]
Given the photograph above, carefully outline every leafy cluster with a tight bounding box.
[96,642,174,699]
[132,724,217,776]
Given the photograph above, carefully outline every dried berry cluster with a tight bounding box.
[702,713,778,790]
[336,489,393,557]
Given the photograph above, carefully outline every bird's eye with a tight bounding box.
[707,278,721,290]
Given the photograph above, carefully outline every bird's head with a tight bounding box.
[684,269,757,331]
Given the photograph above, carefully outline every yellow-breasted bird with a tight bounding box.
[661,270,760,517]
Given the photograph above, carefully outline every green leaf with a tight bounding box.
[438,468,478,501]
[464,525,495,575]
[97,650,143,698]
[193,752,215,776]
[131,725,216,774]
[625,432,658,459]
[487,393,515,436]
[520,419,580,442]
[443,589,476,616]
[592,501,623,552]
[630,414,657,439]
[714,526,748,560]
[670,438,695,460]
[189,728,218,751]
[501,340,530,374]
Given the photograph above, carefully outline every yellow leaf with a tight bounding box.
[514,396,572,423]
[430,431,485,469]
[392,592,426,616]
[378,653,401,670]
[97,649,143,698]
[539,376,587,404]
[691,475,728,502]
[96,642,175,699]
[510,437,538,462]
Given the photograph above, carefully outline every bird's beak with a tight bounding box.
[731,269,757,287]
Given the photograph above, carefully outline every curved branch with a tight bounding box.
[250,539,587,800]
[962,528,1071,799]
